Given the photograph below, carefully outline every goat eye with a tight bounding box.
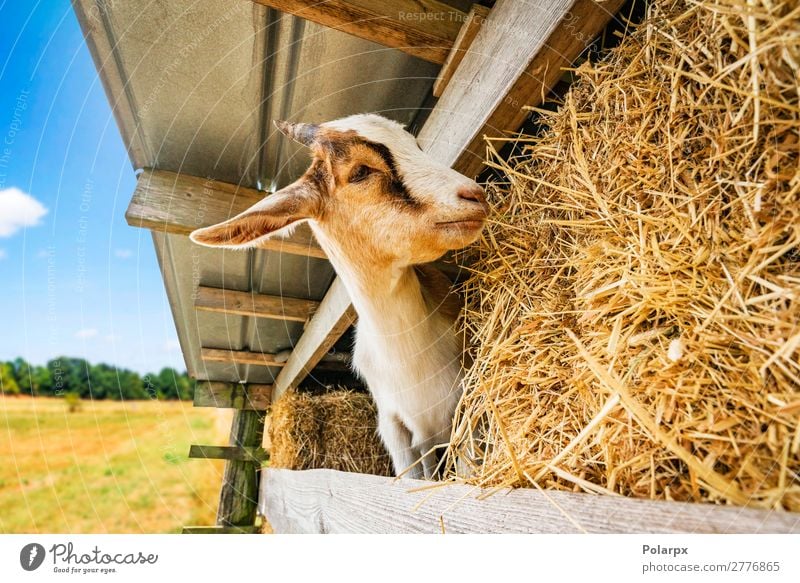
[349,165,374,183]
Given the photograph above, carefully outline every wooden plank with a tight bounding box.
[249,0,466,64]
[193,382,273,410]
[200,348,349,372]
[217,410,266,527]
[189,445,268,463]
[126,168,325,258]
[261,468,800,534]
[195,285,319,322]
[182,525,259,534]
[418,0,627,178]
[271,277,357,402]
[432,5,490,97]
[201,347,285,368]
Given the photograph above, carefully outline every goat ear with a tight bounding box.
[189,180,320,249]
[274,120,319,147]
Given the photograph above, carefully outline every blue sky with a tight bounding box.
[0,1,184,373]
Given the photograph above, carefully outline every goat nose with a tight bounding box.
[457,185,486,205]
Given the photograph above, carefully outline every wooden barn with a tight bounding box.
[74,0,800,534]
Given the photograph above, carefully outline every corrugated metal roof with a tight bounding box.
[75,0,463,383]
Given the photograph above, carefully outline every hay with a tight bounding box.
[447,0,800,510]
[269,389,393,476]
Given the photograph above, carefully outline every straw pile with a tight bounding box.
[269,389,393,476]
[447,0,800,510]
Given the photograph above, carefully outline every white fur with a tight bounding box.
[316,115,481,479]
[310,224,464,479]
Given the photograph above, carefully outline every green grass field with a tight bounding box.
[0,395,232,533]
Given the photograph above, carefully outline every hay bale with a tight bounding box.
[269,389,393,476]
[447,0,800,510]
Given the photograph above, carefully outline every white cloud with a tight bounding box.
[0,249,6,260]
[104,334,121,343]
[74,328,99,339]
[0,188,48,237]
[114,248,133,259]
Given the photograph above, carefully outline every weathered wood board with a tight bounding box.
[200,347,285,368]
[126,168,325,257]
[194,382,273,410]
[261,468,800,534]
[189,444,268,463]
[249,0,467,64]
[195,286,319,322]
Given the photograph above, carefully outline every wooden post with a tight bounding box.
[217,409,266,527]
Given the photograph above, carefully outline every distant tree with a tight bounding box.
[176,374,194,401]
[12,357,33,394]
[31,365,53,395]
[116,368,146,400]
[149,367,193,400]
[11,359,54,397]
[47,357,91,397]
[0,362,20,395]
[1,357,192,401]
[88,363,117,400]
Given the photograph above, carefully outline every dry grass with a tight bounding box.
[269,389,392,476]
[446,0,800,511]
[0,395,229,533]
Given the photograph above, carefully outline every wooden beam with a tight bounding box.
[195,285,319,322]
[189,444,268,463]
[432,5,489,97]
[126,168,326,258]
[218,410,266,527]
[201,347,285,368]
[249,0,466,64]
[261,468,800,534]
[418,0,627,178]
[271,277,357,402]
[200,348,350,372]
[194,382,273,410]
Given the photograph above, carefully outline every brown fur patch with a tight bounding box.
[304,158,330,195]
[311,128,421,208]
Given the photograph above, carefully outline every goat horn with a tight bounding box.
[274,120,319,147]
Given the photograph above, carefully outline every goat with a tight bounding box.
[190,114,487,479]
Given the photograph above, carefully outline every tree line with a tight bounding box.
[0,357,194,400]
